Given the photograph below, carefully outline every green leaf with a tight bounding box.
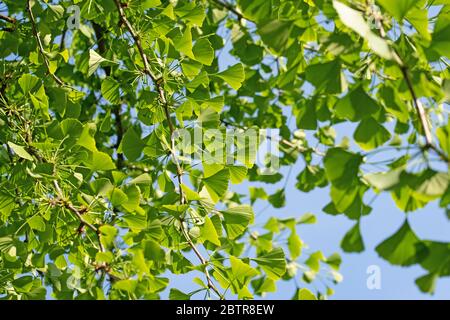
[28,215,46,232]
[7,142,33,161]
[268,189,286,208]
[143,239,165,261]
[198,107,220,129]
[203,168,229,203]
[377,0,416,21]
[215,63,245,90]
[258,20,293,54]
[101,77,121,104]
[376,220,426,266]
[121,127,144,161]
[121,185,141,213]
[99,225,118,248]
[109,188,128,207]
[294,288,317,300]
[431,7,450,59]
[305,60,346,94]
[296,102,317,130]
[324,148,362,188]
[341,222,365,253]
[364,169,403,191]
[251,247,286,280]
[221,205,254,240]
[113,279,137,293]
[169,288,190,300]
[335,86,380,122]
[353,118,391,151]
[96,251,114,264]
[230,256,259,282]
[18,74,40,94]
[172,26,194,59]
[89,151,116,171]
[193,38,214,66]
[199,216,221,246]
[228,166,247,184]
[334,1,395,60]
[415,273,438,294]
[88,49,107,76]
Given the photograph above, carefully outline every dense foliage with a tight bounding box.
[0,0,449,299]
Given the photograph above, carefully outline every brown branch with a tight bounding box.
[375,20,448,162]
[112,0,226,298]
[27,0,65,86]
[92,22,124,168]
[179,219,224,299]
[0,14,16,24]
[400,66,433,146]
[210,0,245,21]
[0,26,15,32]
[52,180,105,252]
[113,0,185,203]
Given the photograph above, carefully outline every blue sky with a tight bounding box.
[161,4,450,299]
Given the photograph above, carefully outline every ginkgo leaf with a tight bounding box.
[215,63,245,90]
[7,142,33,161]
[89,151,116,171]
[333,1,395,60]
[251,247,287,280]
[18,74,40,94]
[172,26,194,59]
[88,49,107,77]
[377,0,416,21]
[353,118,391,151]
[193,38,214,66]
[221,205,254,240]
[341,222,365,253]
[200,216,221,246]
[120,127,145,161]
[376,220,427,266]
[101,77,121,104]
[228,166,247,184]
[203,169,229,203]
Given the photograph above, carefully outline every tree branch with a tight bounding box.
[52,180,105,253]
[112,0,226,298]
[375,19,448,162]
[0,14,16,24]
[27,0,65,86]
[210,0,245,21]
[113,0,185,203]
[179,219,224,299]
[92,22,125,168]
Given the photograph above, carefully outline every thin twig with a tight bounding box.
[400,66,433,145]
[0,14,16,24]
[52,180,105,252]
[179,219,224,299]
[210,0,245,21]
[376,20,448,162]
[113,0,185,203]
[27,0,65,86]
[112,0,226,298]
[92,23,125,168]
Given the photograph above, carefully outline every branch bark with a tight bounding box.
[0,14,16,24]
[26,0,65,86]
[112,0,225,298]
[92,22,125,168]
[52,180,105,253]
[113,0,185,203]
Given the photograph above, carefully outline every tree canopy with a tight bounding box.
[0,0,449,300]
